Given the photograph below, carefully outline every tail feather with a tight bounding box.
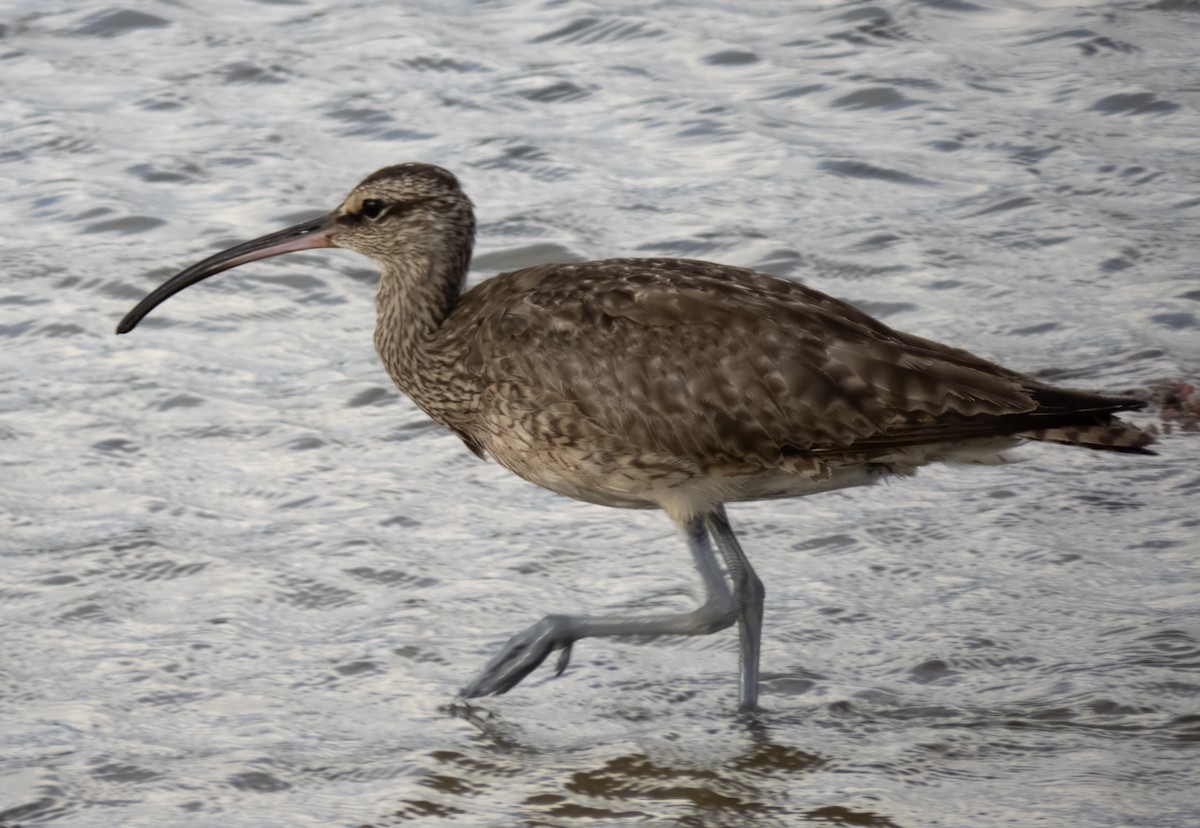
[1019,388,1157,454]
[1019,420,1157,454]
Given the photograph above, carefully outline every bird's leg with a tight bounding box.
[706,506,765,712]
[460,515,740,699]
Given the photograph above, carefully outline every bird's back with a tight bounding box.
[430,258,1152,508]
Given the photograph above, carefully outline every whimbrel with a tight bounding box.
[118,164,1155,711]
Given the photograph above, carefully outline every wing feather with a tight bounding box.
[446,258,1148,472]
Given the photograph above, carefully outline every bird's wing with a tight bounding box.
[451,258,1092,473]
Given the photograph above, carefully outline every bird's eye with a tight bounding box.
[360,199,387,220]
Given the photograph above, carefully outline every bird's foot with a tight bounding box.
[460,615,577,698]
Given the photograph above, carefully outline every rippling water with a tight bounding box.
[2,1,1198,826]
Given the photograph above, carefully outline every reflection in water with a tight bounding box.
[439,707,831,826]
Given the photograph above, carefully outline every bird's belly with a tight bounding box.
[486,441,687,510]
[481,433,892,517]
[479,429,1021,522]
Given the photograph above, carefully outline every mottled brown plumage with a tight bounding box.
[441,257,1151,513]
[118,163,1155,711]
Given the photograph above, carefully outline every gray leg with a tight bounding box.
[707,506,764,712]
[461,514,739,699]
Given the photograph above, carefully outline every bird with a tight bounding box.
[117,163,1155,712]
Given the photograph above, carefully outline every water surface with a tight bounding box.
[1,1,1198,826]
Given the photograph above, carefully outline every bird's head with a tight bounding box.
[117,163,474,334]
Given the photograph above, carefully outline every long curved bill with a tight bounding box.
[116,213,337,334]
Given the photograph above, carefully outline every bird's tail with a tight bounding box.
[1018,388,1157,454]
[1019,419,1156,454]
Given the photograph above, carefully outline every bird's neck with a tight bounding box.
[373,252,468,418]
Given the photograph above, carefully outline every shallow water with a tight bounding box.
[2,1,1199,825]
